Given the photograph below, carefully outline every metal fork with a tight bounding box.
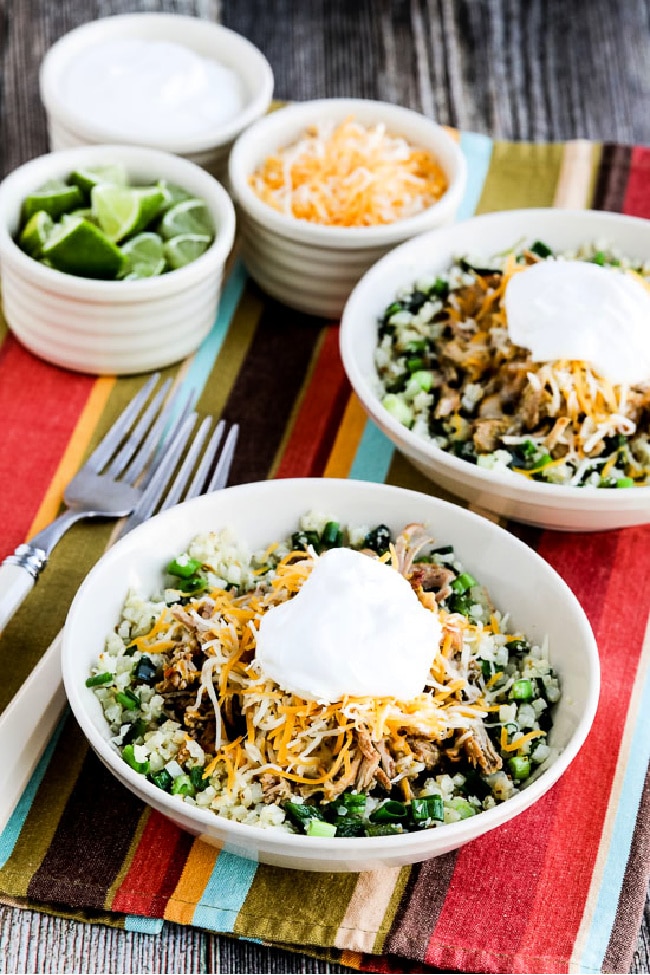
[0,373,238,630]
[0,406,239,831]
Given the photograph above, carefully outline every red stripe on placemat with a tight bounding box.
[622,146,650,218]
[513,526,650,968]
[111,810,194,917]
[421,531,625,973]
[0,336,94,558]
[274,325,350,478]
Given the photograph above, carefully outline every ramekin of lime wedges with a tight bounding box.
[0,144,235,375]
[17,162,216,280]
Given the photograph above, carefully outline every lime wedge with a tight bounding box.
[69,163,128,193]
[22,183,84,222]
[156,179,194,213]
[91,184,166,243]
[160,199,214,240]
[18,210,54,257]
[121,232,166,279]
[164,233,212,269]
[42,216,127,279]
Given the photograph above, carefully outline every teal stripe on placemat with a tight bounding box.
[578,637,650,972]
[191,850,258,932]
[349,420,394,483]
[0,711,67,868]
[457,132,494,220]
[125,915,165,934]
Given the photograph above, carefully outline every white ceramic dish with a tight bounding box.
[340,207,650,531]
[39,13,274,183]
[0,144,236,375]
[228,99,467,318]
[61,477,599,872]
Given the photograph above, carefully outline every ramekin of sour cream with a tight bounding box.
[39,13,274,182]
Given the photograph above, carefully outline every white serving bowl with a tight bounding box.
[228,99,467,318]
[61,477,599,873]
[39,13,274,184]
[340,208,650,531]
[0,144,235,375]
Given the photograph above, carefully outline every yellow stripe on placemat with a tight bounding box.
[233,868,359,946]
[323,392,367,477]
[26,377,115,539]
[103,807,152,912]
[164,840,221,927]
[475,142,566,213]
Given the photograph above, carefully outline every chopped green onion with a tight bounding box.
[171,774,195,797]
[616,477,634,488]
[284,801,324,829]
[122,717,147,745]
[411,794,444,823]
[510,678,534,701]
[149,768,173,792]
[167,556,203,578]
[508,755,532,780]
[321,521,343,547]
[115,688,139,710]
[450,572,477,593]
[340,791,366,819]
[306,819,337,837]
[122,743,149,774]
[85,671,113,687]
[530,240,553,258]
[189,765,209,792]
[369,800,408,823]
[447,797,476,819]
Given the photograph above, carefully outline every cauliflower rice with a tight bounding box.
[87,513,561,837]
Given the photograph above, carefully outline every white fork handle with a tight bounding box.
[0,543,47,632]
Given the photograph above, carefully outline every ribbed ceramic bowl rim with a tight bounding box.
[0,144,236,301]
[39,13,274,155]
[340,207,650,510]
[229,98,468,249]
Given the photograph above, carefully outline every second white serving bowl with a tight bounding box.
[228,99,467,318]
[0,143,236,375]
[61,477,599,872]
[39,13,274,183]
[340,208,650,531]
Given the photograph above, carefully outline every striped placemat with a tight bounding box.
[0,134,649,974]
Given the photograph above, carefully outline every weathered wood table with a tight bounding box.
[0,1,648,971]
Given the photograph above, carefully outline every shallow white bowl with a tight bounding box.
[0,144,236,375]
[340,208,650,531]
[228,99,467,318]
[61,478,599,872]
[39,13,274,184]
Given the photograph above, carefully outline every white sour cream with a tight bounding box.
[504,260,650,386]
[255,547,443,703]
[61,39,247,142]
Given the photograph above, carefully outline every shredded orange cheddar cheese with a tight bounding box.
[249,117,449,227]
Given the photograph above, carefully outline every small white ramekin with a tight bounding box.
[228,99,467,318]
[0,144,236,375]
[39,13,274,184]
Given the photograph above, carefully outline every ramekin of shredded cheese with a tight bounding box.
[228,99,467,318]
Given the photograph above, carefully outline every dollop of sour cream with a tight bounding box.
[255,547,442,703]
[62,39,247,142]
[504,260,650,386]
